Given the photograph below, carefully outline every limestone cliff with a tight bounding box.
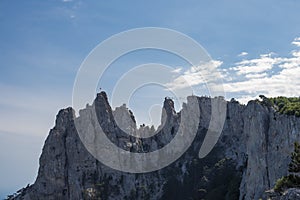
[10,92,300,200]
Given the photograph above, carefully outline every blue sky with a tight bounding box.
[1,0,300,198]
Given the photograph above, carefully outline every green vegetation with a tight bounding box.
[161,145,242,200]
[274,175,300,192]
[274,142,300,193]
[203,157,241,200]
[289,141,300,173]
[259,95,300,117]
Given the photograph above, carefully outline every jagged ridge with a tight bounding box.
[10,92,300,200]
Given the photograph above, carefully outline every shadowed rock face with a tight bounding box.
[280,188,300,200]
[12,92,300,200]
[268,188,300,200]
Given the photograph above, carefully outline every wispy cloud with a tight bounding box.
[292,37,300,47]
[224,37,300,103]
[165,60,223,90]
[238,52,248,57]
[230,53,281,75]
[171,67,183,74]
[165,37,300,104]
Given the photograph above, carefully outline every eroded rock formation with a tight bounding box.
[11,92,300,200]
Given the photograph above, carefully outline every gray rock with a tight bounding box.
[11,92,300,200]
[280,188,300,200]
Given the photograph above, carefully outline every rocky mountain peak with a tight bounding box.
[9,93,300,200]
[163,97,175,115]
[55,107,75,130]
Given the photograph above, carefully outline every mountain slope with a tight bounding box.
[10,92,300,200]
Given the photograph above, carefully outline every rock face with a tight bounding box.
[280,188,300,200]
[12,92,300,200]
[267,188,300,200]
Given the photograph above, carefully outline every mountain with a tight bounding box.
[8,92,300,200]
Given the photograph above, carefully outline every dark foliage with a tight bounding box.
[274,142,300,193]
[289,142,300,173]
[258,96,300,117]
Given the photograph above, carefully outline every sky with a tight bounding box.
[1,0,300,198]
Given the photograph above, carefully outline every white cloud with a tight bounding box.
[224,39,300,103]
[172,67,183,74]
[238,52,248,57]
[231,53,282,75]
[165,60,223,90]
[245,72,268,79]
[165,37,300,104]
[292,37,300,47]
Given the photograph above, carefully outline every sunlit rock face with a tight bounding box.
[12,92,300,200]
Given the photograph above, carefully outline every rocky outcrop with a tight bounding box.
[280,188,300,200]
[239,101,300,200]
[267,188,300,200]
[11,92,300,200]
